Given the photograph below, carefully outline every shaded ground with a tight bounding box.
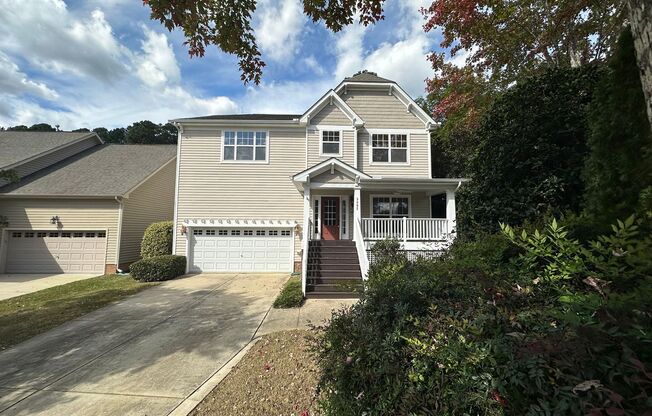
[0,274,156,350]
[190,330,321,416]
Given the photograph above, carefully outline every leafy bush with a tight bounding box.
[130,255,186,282]
[458,66,602,237]
[273,274,303,308]
[140,221,173,259]
[315,216,652,415]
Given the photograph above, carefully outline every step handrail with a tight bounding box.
[354,218,370,280]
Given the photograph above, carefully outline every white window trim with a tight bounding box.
[368,129,411,166]
[319,129,343,157]
[221,129,270,164]
[369,194,412,218]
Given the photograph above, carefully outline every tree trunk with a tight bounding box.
[628,0,652,129]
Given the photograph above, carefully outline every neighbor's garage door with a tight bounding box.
[5,230,107,274]
[189,228,293,273]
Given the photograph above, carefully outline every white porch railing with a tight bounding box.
[354,218,370,279]
[361,218,448,241]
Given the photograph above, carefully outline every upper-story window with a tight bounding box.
[321,130,341,156]
[223,131,267,162]
[371,133,408,164]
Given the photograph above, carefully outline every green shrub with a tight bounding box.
[130,255,186,282]
[273,275,303,308]
[458,66,602,237]
[315,216,652,415]
[140,221,173,259]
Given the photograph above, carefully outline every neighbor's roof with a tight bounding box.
[0,144,177,197]
[343,70,395,84]
[178,113,301,121]
[0,131,99,170]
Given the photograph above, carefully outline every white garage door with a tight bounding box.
[5,230,107,274]
[189,228,293,273]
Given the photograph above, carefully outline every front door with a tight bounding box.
[321,197,340,240]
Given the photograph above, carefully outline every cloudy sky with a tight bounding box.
[0,0,445,130]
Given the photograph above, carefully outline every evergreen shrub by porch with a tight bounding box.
[314,217,652,415]
[140,221,173,259]
[130,255,186,282]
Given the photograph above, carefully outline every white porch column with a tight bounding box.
[301,186,311,294]
[353,187,361,228]
[445,189,456,237]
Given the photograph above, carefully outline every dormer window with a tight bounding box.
[321,130,341,156]
[371,133,408,164]
[223,131,267,162]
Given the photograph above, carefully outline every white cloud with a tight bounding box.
[0,53,58,100]
[136,27,181,87]
[255,0,305,62]
[0,1,127,81]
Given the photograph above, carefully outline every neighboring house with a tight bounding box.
[171,70,465,296]
[0,132,177,274]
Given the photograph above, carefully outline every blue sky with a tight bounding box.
[0,0,447,130]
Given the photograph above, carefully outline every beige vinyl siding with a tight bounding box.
[10,137,100,182]
[174,126,306,260]
[310,104,351,125]
[0,198,120,270]
[362,191,431,218]
[307,129,354,166]
[119,159,176,264]
[358,130,430,177]
[341,88,424,129]
[312,171,355,184]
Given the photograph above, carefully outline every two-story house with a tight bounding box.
[171,71,465,296]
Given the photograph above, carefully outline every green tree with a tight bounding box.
[458,66,602,236]
[105,127,126,144]
[7,125,29,131]
[583,28,652,222]
[27,123,56,132]
[125,121,177,144]
[72,128,90,133]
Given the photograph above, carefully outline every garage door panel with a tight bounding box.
[190,228,293,273]
[6,230,106,274]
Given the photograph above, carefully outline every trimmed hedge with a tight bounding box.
[273,275,304,308]
[130,255,186,282]
[140,221,173,259]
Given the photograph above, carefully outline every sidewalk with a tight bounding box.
[256,298,358,335]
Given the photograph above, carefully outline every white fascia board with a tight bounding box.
[292,158,371,183]
[169,119,301,127]
[300,90,364,127]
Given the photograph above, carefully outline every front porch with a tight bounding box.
[292,158,464,295]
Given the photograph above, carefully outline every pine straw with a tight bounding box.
[190,330,322,416]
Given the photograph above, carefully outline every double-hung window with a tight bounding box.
[223,131,267,162]
[371,196,410,218]
[371,133,408,163]
[321,130,341,156]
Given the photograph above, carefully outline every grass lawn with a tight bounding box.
[0,274,157,350]
[191,330,321,416]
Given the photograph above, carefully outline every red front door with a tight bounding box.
[321,197,340,240]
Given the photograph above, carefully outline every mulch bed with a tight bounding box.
[190,330,322,416]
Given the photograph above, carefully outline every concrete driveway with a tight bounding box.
[0,274,99,301]
[0,273,287,415]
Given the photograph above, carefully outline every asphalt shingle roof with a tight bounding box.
[0,132,97,169]
[343,70,395,84]
[0,144,177,197]
[182,113,301,121]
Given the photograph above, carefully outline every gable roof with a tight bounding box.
[0,144,177,198]
[292,157,372,184]
[0,131,101,170]
[344,70,395,84]
[300,90,364,127]
[178,113,301,121]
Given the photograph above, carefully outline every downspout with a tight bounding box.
[171,122,183,255]
[115,196,124,272]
